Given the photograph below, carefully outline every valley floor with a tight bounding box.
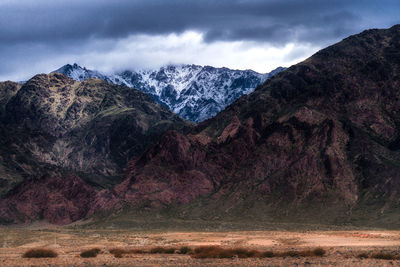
[0,228,400,266]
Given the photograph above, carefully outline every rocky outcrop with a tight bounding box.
[0,81,21,116]
[1,25,400,226]
[1,73,189,179]
[0,175,119,224]
[0,73,189,223]
[115,130,214,205]
[114,25,400,224]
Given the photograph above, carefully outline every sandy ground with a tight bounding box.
[0,228,400,266]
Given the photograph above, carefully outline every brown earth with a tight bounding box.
[1,229,400,266]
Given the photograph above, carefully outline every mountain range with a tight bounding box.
[53,64,284,122]
[0,74,189,224]
[0,25,400,227]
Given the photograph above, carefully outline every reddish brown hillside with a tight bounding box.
[115,25,400,225]
[1,25,400,226]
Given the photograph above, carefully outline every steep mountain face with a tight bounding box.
[1,25,400,226]
[4,74,188,173]
[0,176,117,225]
[113,25,400,225]
[0,73,189,223]
[53,64,284,122]
[0,81,24,198]
[0,81,21,114]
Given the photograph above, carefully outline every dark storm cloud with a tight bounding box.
[1,0,399,45]
[1,0,399,80]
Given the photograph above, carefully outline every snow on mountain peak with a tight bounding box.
[53,63,284,122]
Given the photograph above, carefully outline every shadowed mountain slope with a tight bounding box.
[1,25,400,226]
[0,74,189,204]
[113,25,400,226]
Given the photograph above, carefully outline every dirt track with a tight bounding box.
[1,229,400,266]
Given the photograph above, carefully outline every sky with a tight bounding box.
[1,0,399,81]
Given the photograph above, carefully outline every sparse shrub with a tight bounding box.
[109,248,127,258]
[109,248,126,255]
[109,247,149,257]
[114,252,123,258]
[357,252,369,259]
[23,248,58,258]
[371,252,398,260]
[149,247,164,254]
[312,248,326,257]
[192,246,261,259]
[193,246,214,254]
[216,250,236,258]
[232,248,260,258]
[179,246,192,254]
[129,248,147,254]
[192,246,230,258]
[150,247,176,254]
[278,248,325,258]
[262,251,274,258]
[280,250,301,257]
[164,248,176,254]
[80,248,101,258]
[142,245,328,259]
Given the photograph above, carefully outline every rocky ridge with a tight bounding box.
[0,74,189,224]
[53,64,284,122]
[1,25,400,226]
[112,24,400,225]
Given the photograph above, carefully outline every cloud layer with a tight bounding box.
[1,0,399,80]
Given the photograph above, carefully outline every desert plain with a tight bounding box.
[1,226,400,266]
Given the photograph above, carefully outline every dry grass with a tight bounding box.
[191,246,326,259]
[109,246,191,257]
[192,246,236,259]
[278,248,326,257]
[1,229,399,266]
[149,246,176,254]
[178,246,192,254]
[192,246,268,259]
[357,252,369,259]
[371,252,398,260]
[313,247,326,256]
[109,248,149,258]
[108,245,327,259]
[262,251,274,258]
[355,251,399,260]
[109,248,127,258]
[130,248,147,254]
[80,248,101,258]
[22,248,58,258]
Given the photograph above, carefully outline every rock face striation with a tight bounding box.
[114,24,400,225]
[1,25,400,226]
[0,74,188,224]
[53,64,284,122]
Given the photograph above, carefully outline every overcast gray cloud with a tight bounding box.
[1,0,399,81]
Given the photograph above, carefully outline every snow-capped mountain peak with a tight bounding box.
[53,64,284,122]
[53,63,101,81]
